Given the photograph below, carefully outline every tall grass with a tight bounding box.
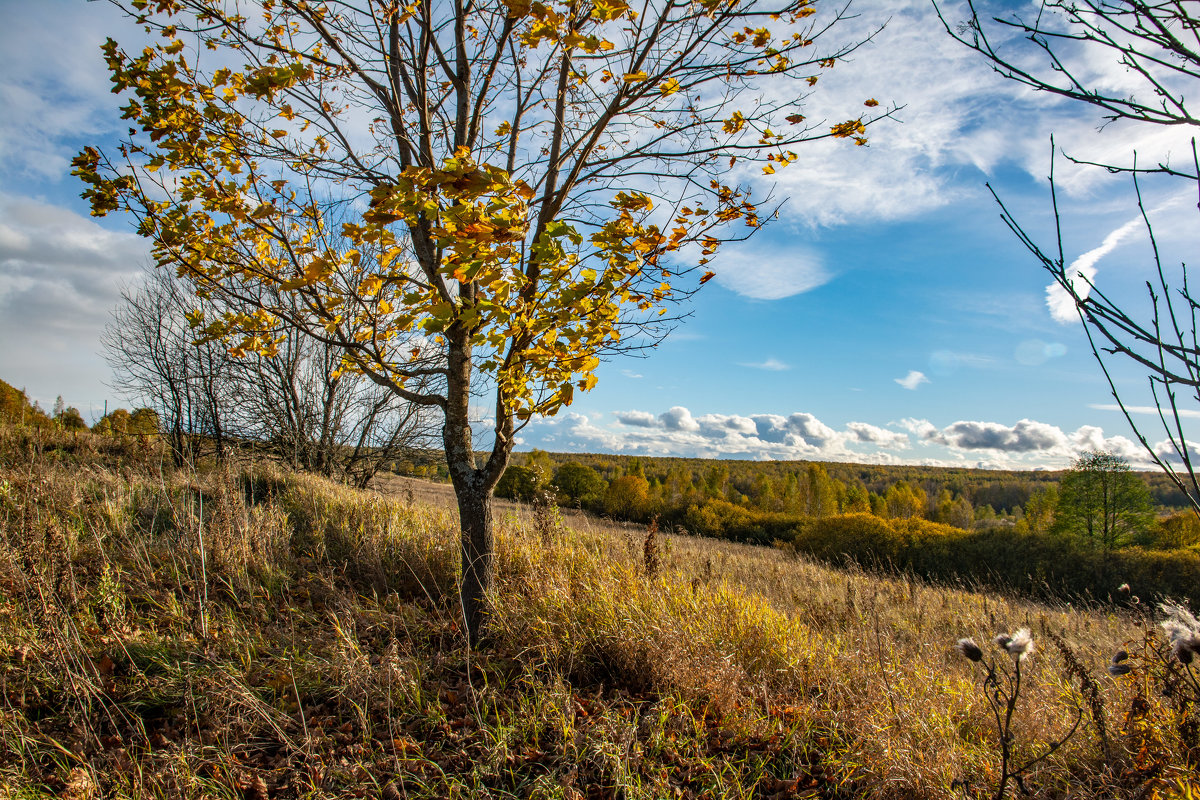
[0,426,1195,798]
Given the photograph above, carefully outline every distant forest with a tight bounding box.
[399,448,1194,523]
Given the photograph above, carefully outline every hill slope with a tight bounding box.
[0,426,1195,798]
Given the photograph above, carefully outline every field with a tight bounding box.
[1,427,1197,799]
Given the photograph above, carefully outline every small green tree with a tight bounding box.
[1022,484,1059,535]
[58,407,89,431]
[552,462,605,506]
[93,408,132,436]
[1053,451,1154,553]
[495,465,544,502]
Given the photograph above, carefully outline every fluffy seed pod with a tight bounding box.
[956,638,983,662]
[1004,628,1035,660]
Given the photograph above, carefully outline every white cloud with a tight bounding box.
[1047,212,1145,323]
[932,419,1069,453]
[523,407,1174,470]
[0,1,136,183]
[1047,190,1193,323]
[1089,403,1200,420]
[846,421,910,449]
[660,406,700,432]
[615,410,658,428]
[740,357,790,371]
[708,239,832,300]
[895,370,929,390]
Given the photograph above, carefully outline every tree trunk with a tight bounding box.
[442,324,510,647]
[453,474,495,647]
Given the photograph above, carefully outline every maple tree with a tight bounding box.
[75,0,889,644]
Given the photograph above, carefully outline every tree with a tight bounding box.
[1052,451,1155,553]
[884,480,926,520]
[107,265,434,483]
[495,464,545,501]
[604,473,651,519]
[76,0,889,645]
[552,461,605,505]
[936,1,1200,514]
[103,267,238,465]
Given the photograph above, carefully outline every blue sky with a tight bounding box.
[1,0,1196,470]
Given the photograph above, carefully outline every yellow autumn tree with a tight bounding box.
[75,0,889,645]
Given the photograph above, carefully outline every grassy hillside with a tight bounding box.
[1,424,1197,798]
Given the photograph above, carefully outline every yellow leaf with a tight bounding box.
[623,71,648,83]
[658,77,681,96]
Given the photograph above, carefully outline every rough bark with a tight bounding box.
[442,323,510,646]
[453,475,495,647]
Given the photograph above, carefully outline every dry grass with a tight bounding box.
[0,431,1196,798]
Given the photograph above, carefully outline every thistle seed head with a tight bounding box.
[1171,639,1195,665]
[1003,628,1035,660]
[993,633,1012,651]
[956,638,983,662]
[1160,603,1200,645]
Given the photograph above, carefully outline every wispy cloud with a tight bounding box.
[708,239,832,301]
[895,370,929,390]
[740,357,790,371]
[1047,212,1145,323]
[1090,403,1200,420]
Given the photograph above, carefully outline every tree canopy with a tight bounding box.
[1053,451,1154,552]
[75,0,890,644]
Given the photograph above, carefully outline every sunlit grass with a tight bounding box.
[0,426,1195,798]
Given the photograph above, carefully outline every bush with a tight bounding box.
[786,513,1200,604]
[495,465,544,502]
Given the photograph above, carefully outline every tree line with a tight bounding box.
[489,448,1197,554]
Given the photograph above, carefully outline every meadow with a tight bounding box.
[1,424,1197,799]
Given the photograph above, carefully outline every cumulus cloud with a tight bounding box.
[660,406,700,432]
[895,370,929,390]
[932,419,1069,453]
[529,406,915,462]
[898,417,1159,468]
[615,410,658,428]
[846,421,910,449]
[523,407,1167,469]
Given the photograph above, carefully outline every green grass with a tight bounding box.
[0,425,1196,798]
